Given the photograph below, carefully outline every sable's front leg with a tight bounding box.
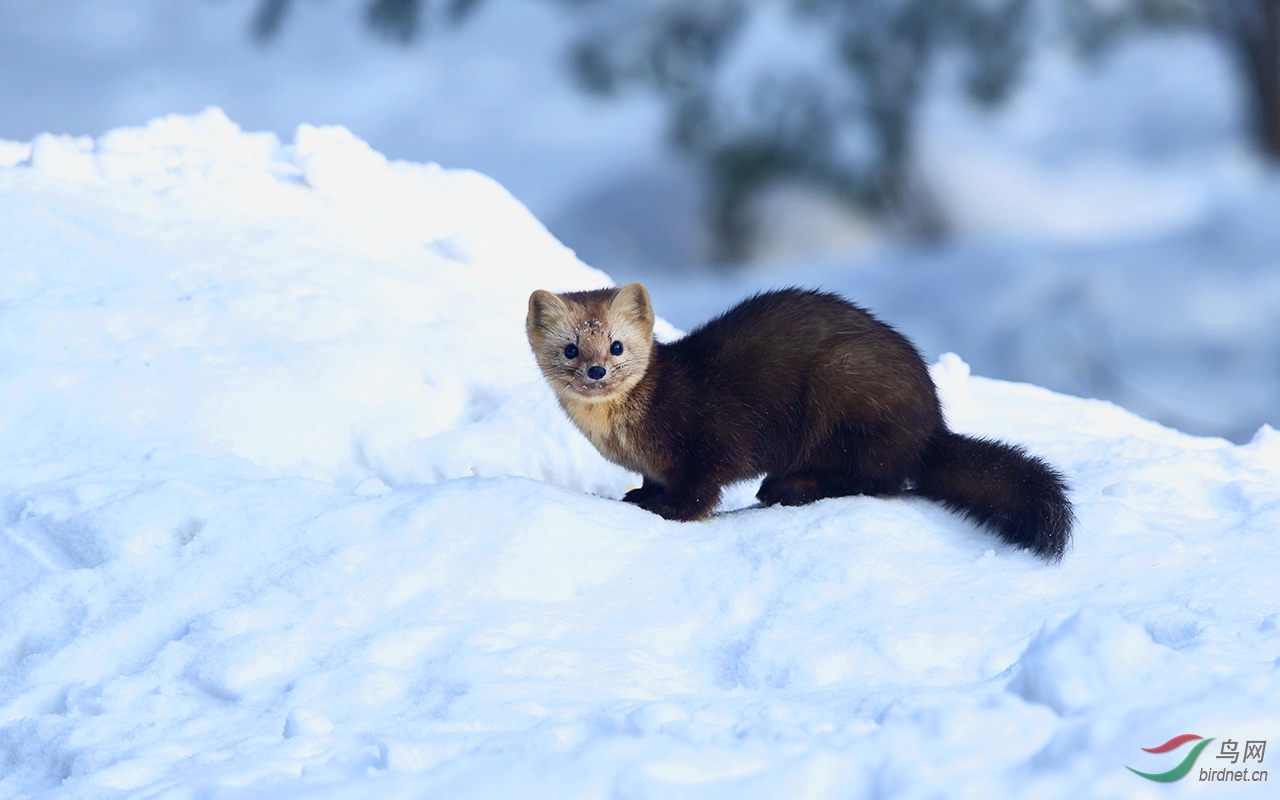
[622,476,664,504]
[638,478,721,521]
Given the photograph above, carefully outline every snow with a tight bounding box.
[2,112,1278,798]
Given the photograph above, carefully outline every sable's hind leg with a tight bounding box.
[757,473,823,506]
[758,424,916,507]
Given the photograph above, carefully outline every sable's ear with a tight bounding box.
[527,290,570,341]
[612,283,654,333]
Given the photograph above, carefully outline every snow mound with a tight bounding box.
[1,111,1278,799]
[1008,610,1169,714]
[0,106,676,492]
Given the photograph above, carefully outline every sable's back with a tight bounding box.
[643,288,942,480]
[673,290,928,379]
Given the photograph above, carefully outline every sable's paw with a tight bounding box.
[622,485,663,504]
[638,494,709,522]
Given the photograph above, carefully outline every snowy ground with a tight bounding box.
[2,114,1278,798]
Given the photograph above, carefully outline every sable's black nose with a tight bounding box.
[587,366,606,380]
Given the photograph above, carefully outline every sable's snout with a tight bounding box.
[587,366,606,380]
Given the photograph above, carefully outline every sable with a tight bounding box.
[527,284,1074,560]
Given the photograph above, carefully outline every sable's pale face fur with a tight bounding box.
[526,284,655,406]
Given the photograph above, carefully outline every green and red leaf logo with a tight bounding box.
[1127,734,1214,782]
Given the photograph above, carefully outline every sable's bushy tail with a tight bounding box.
[915,431,1074,561]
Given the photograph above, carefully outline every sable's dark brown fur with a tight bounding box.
[527,284,1073,560]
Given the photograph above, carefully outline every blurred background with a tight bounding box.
[2,0,1278,441]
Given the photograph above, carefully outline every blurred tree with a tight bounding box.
[1201,0,1280,157]
[253,0,1280,261]
[565,0,1033,262]
[252,0,1031,262]
[253,0,482,44]
[1064,0,1280,159]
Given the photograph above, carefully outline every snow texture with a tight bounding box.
[1,111,1277,798]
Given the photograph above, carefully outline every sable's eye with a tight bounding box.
[564,344,578,359]
[610,341,623,356]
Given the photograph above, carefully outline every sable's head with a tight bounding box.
[526,283,655,404]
